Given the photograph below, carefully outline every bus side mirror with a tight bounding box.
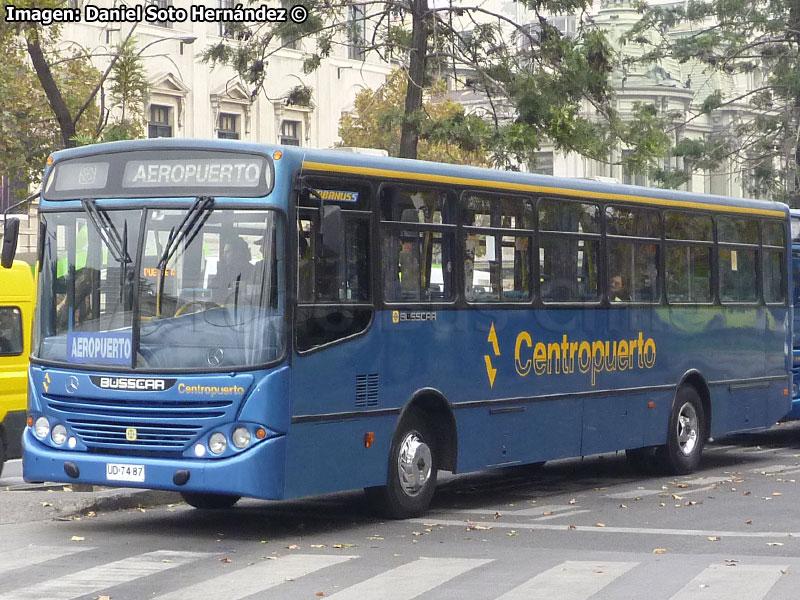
[320,205,343,259]
[1,218,19,269]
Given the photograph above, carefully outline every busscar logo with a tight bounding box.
[395,311,437,323]
[90,376,177,391]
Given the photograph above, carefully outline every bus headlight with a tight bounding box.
[208,432,227,455]
[231,427,251,449]
[34,417,50,439]
[51,424,67,445]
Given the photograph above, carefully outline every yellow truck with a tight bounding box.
[0,260,34,475]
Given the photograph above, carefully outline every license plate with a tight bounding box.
[106,463,145,483]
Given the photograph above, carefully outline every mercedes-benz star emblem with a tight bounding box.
[66,376,79,394]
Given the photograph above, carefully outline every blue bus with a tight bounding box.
[1,139,791,517]
[787,209,800,418]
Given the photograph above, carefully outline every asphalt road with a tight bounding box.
[3,422,800,599]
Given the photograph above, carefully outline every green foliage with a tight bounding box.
[338,71,491,166]
[107,37,149,139]
[624,0,800,203]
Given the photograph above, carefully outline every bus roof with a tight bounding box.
[45,139,789,219]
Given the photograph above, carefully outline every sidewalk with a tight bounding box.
[0,481,180,524]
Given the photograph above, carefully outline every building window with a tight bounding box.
[347,4,367,60]
[148,0,172,28]
[622,150,646,186]
[281,0,300,49]
[217,113,239,139]
[530,151,554,176]
[280,120,301,146]
[148,105,173,138]
[218,0,235,37]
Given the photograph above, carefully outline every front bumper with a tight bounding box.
[22,428,287,499]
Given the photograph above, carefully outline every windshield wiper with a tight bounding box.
[156,196,215,270]
[81,198,133,305]
[156,196,215,316]
[81,198,133,264]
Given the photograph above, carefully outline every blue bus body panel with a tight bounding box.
[282,304,789,498]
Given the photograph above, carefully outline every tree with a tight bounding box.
[622,0,800,203]
[339,69,491,165]
[0,7,146,193]
[203,0,643,164]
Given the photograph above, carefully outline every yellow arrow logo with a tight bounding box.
[484,323,501,388]
[484,355,497,388]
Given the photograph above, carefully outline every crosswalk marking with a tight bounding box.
[669,563,788,599]
[0,550,209,600]
[0,546,94,577]
[497,561,638,600]
[325,557,492,600]
[151,554,355,600]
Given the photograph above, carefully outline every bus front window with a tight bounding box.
[34,208,285,370]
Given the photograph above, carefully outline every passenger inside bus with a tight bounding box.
[609,272,628,302]
[212,237,252,303]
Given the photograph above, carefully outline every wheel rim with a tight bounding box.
[397,430,432,497]
[676,402,699,456]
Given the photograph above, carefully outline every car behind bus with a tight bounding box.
[0,260,34,474]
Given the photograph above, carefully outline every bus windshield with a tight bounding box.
[34,206,284,370]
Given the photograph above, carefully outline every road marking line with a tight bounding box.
[0,550,209,600]
[325,557,492,600]
[535,510,591,521]
[497,561,638,600]
[411,518,798,539]
[435,505,577,517]
[669,563,788,600]
[151,554,354,600]
[0,546,95,576]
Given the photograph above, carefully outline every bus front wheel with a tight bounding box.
[659,386,706,475]
[180,491,241,510]
[366,410,438,519]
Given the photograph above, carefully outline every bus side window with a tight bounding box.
[538,198,600,302]
[295,178,373,352]
[381,186,454,303]
[605,205,661,304]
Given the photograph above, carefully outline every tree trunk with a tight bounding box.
[26,31,76,148]
[398,0,429,160]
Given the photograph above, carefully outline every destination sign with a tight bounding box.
[123,159,263,188]
[44,149,272,200]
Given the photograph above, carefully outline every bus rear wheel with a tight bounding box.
[180,491,241,510]
[366,410,438,519]
[659,385,706,475]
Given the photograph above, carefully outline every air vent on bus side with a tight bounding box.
[355,374,379,408]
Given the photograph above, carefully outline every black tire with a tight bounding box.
[658,386,706,475]
[365,409,438,519]
[180,491,241,510]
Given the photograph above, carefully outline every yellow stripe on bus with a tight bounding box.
[301,161,786,218]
